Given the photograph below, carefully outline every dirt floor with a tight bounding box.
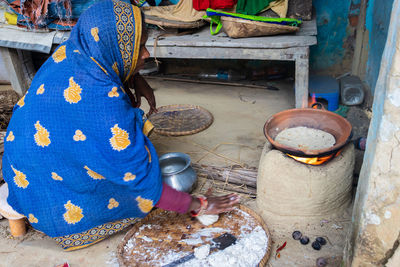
[0,79,371,266]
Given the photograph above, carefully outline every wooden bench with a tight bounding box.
[0,18,316,107]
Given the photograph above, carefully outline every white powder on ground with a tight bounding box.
[106,252,120,267]
[181,226,268,267]
[194,244,210,259]
[275,126,336,150]
[122,208,267,267]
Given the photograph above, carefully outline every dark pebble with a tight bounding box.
[316,257,327,267]
[300,236,310,245]
[316,237,327,245]
[292,231,302,240]
[312,241,322,250]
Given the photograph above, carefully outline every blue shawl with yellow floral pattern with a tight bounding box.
[2,0,162,237]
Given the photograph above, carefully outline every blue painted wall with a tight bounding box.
[365,0,394,93]
[310,0,359,71]
[310,0,394,95]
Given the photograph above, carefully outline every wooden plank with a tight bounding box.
[0,47,27,96]
[148,46,310,60]
[53,31,72,44]
[295,17,317,36]
[52,17,316,45]
[147,27,317,49]
[351,0,368,79]
[294,47,309,108]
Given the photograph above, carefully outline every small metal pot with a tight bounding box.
[159,152,197,193]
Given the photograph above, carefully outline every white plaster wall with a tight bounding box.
[345,0,400,265]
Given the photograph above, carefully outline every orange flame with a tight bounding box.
[286,149,343,165]
[308,93,317,108]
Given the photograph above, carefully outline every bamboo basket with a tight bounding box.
[145,15,205,29]
[117,204,271,267]
[148,104,213,136]
[221,16,299,38]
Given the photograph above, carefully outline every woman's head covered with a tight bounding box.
[69,0,149,83]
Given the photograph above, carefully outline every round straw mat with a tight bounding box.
[148,104,214,136]
[117,204,272,267]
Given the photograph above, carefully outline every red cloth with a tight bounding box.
[193,0,237,11]
[155,183,192,214]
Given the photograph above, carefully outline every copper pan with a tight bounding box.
[264,105,352,157]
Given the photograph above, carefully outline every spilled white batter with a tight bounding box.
[275,126,336,150]
[181,226,268,267]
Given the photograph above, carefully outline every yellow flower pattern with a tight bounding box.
[136,196,153,213]
[145,146,151,163]
[51,172,63,181]
[11,165,29,189]
[107,198,119,209]
[52,45,66,63]
[112,62,119,76]
[91,27,99,42]
[123,172,136,182]
[28,214,38,223]
[73,130,86,141]
[63,200,84,224]
[34,121,51,147]
[84,166,105,180]
[64,77,82,104]
[108,87,119,98]
[110,124,131,151]
[6,131,15,142]
[17,93,26,107]
[36,84,45,95]
[73,49,80,54]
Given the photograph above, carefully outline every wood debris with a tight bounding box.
[192,164,258,197]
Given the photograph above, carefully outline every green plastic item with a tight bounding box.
[333,105,349,118]
[236,0,274,15]
[204,8,302,35]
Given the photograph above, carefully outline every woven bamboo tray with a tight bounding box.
[145,15,205,29]
[117,204,271,267]
[148,104,214,136]
[221,16,299,38]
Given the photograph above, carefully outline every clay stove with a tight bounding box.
[256,140,354,228]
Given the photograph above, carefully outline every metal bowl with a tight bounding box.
[264,107,352,157]
[159,152,197,193]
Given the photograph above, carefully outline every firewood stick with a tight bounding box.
[144,76,279,90]
[192,164,257,187]
[213,184,256,196]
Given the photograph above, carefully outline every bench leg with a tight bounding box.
[9,218,26,237]
[0,47,28,97]
[295,48,310,108]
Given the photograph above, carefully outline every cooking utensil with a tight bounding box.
[163,233,237,267]
[264,106,352,157]
[159,152,197,193]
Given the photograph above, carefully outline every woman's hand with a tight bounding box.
[124,74,157,115]
[188,193,240,215]
[204,193,240,214]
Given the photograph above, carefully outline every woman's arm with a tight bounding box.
[155,183,239,215]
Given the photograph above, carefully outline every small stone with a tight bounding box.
[312,241,322,250]
[292,231,302,240]
[300,236,309,245]
[316,237,327,245]
[316,257,327,267]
